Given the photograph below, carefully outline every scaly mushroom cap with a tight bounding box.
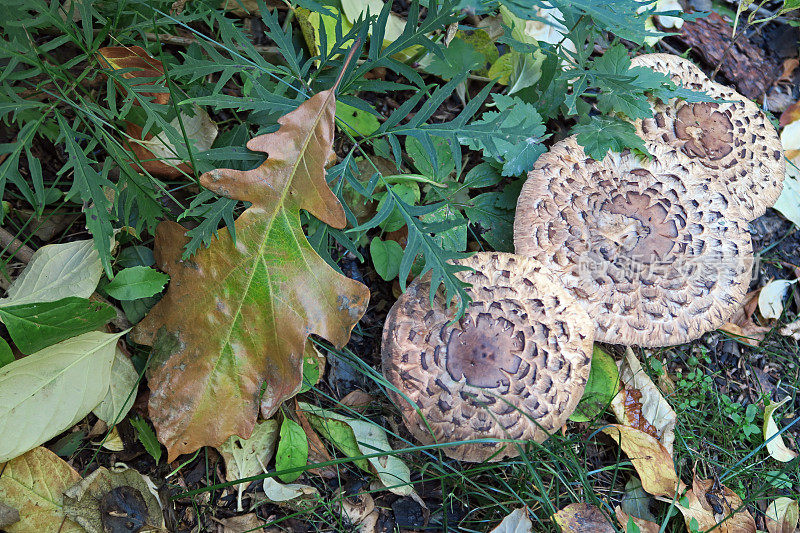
[630,53,784,220]
[382,252,594,462]
[514,137,754,347]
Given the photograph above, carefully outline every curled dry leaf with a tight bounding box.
[720,289,770,347]
[765,497,799,533]
[62,466,165,533]
[611,348,677,455]
[0,447,82,533]
[131,88,370,460]
[763,397,799,463]
[218,419,279,512]
[758,280,797,320]
[490,507,533,533]
[553,503,615,533]
[602,425,681,497]
[779,319,800,340]
[214,513,265,533]
[335,490,379,532]
[262,477,320,509]
[676,478,756,533]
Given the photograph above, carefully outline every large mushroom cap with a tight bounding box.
[382,252,594,462]
[630,53,784,219]
[514,137,754,347]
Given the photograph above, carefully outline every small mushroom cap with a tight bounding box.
[630,53,784,220]
[382,252,594,462]
[514,137,754,347]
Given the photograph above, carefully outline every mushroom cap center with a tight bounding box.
[674,102,734,160]
[445,312,523,388]
[593,188,678,264]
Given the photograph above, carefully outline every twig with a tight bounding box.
[144,32,283,62]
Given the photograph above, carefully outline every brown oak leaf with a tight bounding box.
[132,88,370,460]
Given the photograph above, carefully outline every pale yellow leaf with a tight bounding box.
[763,397,799,462]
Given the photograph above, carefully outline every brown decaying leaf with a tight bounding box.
[602,425,681,497]
[780,319,800,340]
[676,478,756,533]
[132,88,370,460]
[610,348,676,455]
[614,506,659,533]
[765,497,799,533]
[553,503,615,532]
[778,59,799,84]
[721,289,770,347]
[0,447,83,533]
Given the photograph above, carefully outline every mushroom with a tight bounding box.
[630,53,785,219]
[382,252,594,462]
[514,136,754,347]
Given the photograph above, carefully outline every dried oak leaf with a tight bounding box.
[553,503,615,532]
[676,478,756,533]
[132,89,370,460]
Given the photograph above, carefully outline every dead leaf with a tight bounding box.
[721,289,770,346]
[779,319,800,340]
[611,348,677,455]
[490,507,533,532]
[0,502,19,529]
[97,46,217,178]
[340,390,374,411]
[213,513,265,532]
[763,397,799,463]
[759,280,797,319]
[778,58,799,84]
[131,88,370,460]
[218,419,279,512]
[676,478,756,533]
[765,497,799,533]
[553,503,615,532]
[614,506,659,533]
[62,466,165,533]
[335,489,378,532]
[294,401,335,479]
[262,476,320,509]
[0,447,83,532]
[602,425,681,497]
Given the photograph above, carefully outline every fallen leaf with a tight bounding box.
[490,507,533,532]
[131,87,370,460]
[62,466,164,533]
[276,417,308,483]
[611,348,677,455]
[262,476,320,508]
[620,477,658,523]
[0,502,19,529]
[335,490,377,530]
[218,419,279,512]
[0,238,103,306]
[763,397,799,462]
[774,160,800,227]
[92,346,139,425]
[570,345,619,423]
[294,401,336,479]
[765,497,799,533]
[779,319,800,340]
[615,506,659,533]
[553,503,615,532]
[299,402,412,495]
[94,425,124,452]
[758,280,797,319]
[214,513,265,532]
[0,447,82,532]
[677,478,756,533]
[340,390,374,411]
[778,58,799,83]
[0,330,125,462]
[602,425,681,497]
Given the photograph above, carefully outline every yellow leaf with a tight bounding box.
[602,425,681,497]
[763,397,799,463]
[553,503,615,532]
[765,497,799,533]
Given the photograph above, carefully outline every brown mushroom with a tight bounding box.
[630,53,785,219]
[382,252,594,462]
[514,137,754,347]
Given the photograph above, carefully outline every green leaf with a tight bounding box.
[299,347,322,394]
[130,416,162,465]
[120,296,159,324]
[572,116,649,160]
[0,338,13,368]
[304,409,370,472]
[421,205,467,252]
[426,38,483,80]
[376,182,420,232]
[104,266,170,301]
[0,297,116,355]
[0,238,103,307]
[276,418,309,483]
[0,330,125,462]
[570,345,620,422]
[406,135,455,182]
[92,347,139,425]
[336,101,380,137]
[370,237,404,281]
[116,246,155,268]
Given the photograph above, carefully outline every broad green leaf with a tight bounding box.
[763,397,799,462]
[104,266,170,300]
[406,135,455,182]
[0,330,124,462]
[131,89,370,461]
[299,402,412,495]
[295,6,354,59]
[120,296,159,324]
[426,38,483,80]
[0,447,83,533]
[0,238,103,307]
[276,418,308,483]
[92,347,139,425]
[299,342,325,394]
[573,116,648,160]
[303,409,370,472]
[130,416,163,465]
[336,102,380,138]
[0,297,116,354]
[570,345,619,422]
[376,182,420,232]
[219,419,279,511]
[0,338,13,368]
[116,245,155,268]
[341,0,405,46]
[422,205,467,252]
[370,237,404,281]
[464,192,515,252]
